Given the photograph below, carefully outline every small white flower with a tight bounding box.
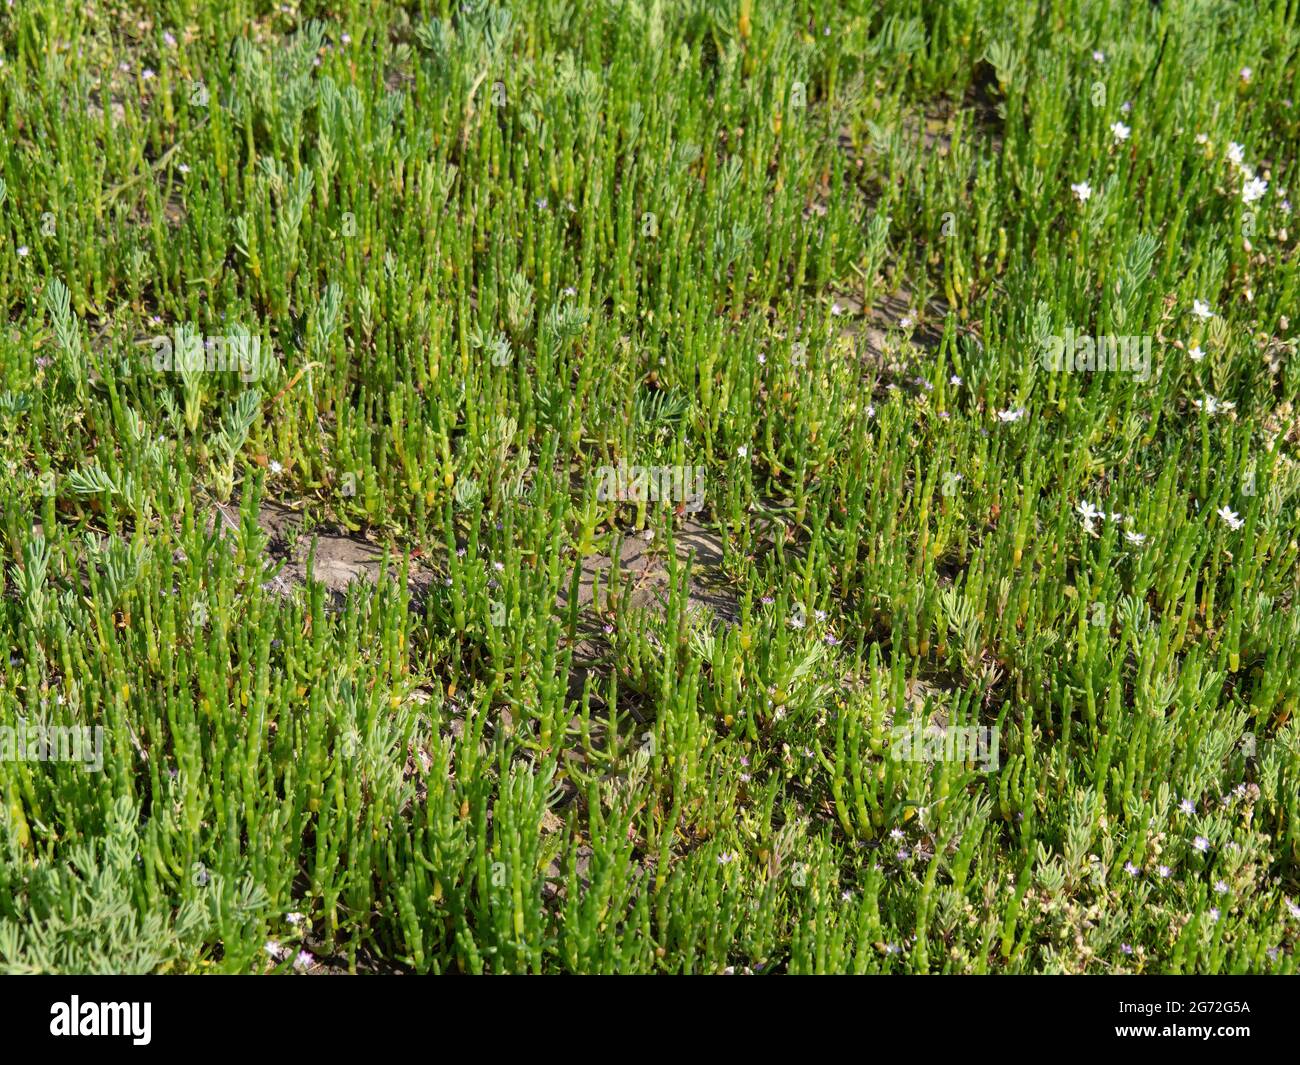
[949,374,962,386]
[865,404,875,419]
[269,460,283,475]
[1239,66,1252,83]
[1217,506,1244,530]
[1227,142,1245,166]
[1195,132,1209,145]
[1191,299,1214,320]
[16,245,28,257]
[899,314,914,329]
[1242,176,1268,204]
[830,302,843,316]
[1192,393,1234,415]
[1092,50,1105,63]
[1120,100,1132,113]
[1124,530,1146,546]
[997,406,1026,422]
[736,445,748,458]
[286,911,305,926]
[1076,500,1103,525]
[141,67,156,80]
[1071,181,1093,204]
[1110,120,1131,142]
[178,162,190,174]
[1188,344,1205,362]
